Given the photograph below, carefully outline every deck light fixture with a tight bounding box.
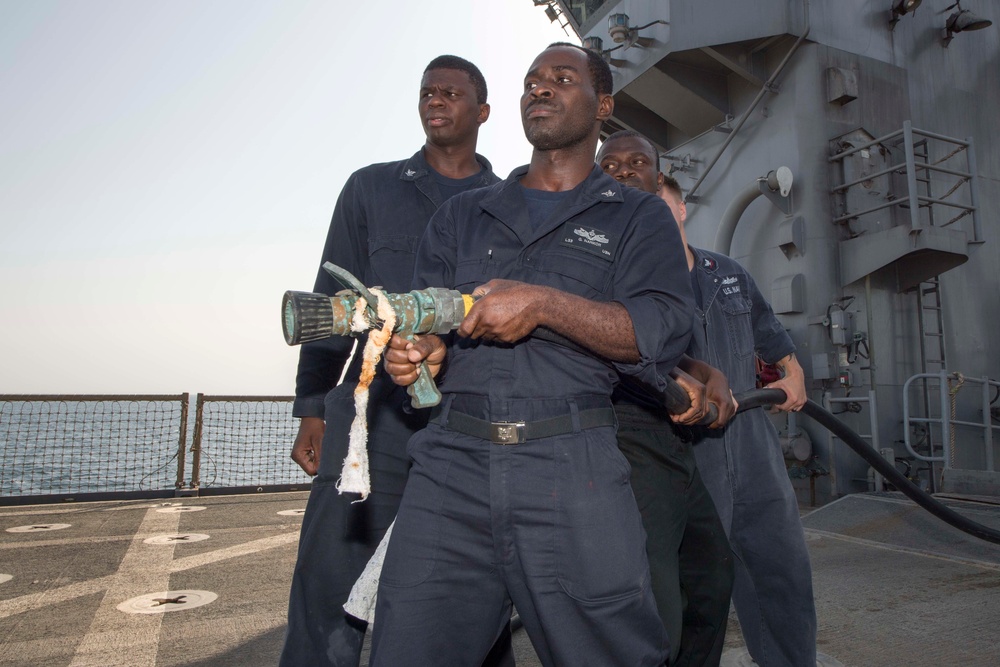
[942,2,993,46]
[608,13,630,42]
[583,35,626,68]
[888,0,922,30]
[607,13,668,48]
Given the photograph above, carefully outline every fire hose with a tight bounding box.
[284,264,1000,545]
[697,387,1000,546]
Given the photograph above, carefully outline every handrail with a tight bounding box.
[832,195,977,224]
[829,121,981,241]
[832,161,972,193]
[902,372,1000,469]
[828,127,970,163]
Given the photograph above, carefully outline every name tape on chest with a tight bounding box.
[558,223,618,260]
[721,275,741,295]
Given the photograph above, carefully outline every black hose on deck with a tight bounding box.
[730,388,1000,546]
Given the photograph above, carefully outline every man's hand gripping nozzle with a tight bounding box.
[282,262,473,409]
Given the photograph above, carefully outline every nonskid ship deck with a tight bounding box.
[1,490,999,666]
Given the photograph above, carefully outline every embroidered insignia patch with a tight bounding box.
[558,222,618,259]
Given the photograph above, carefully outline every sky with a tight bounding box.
[0,0,572,395]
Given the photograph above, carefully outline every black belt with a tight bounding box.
[430,406,616,445]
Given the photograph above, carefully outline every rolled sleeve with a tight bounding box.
[611,200,694,392]
[759,335,796,366]
[747,272,796,364]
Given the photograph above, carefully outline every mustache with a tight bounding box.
[525,100,557,114]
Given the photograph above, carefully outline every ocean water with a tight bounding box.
[0,398,309,498]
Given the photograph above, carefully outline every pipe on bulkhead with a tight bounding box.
[714,167,792,256]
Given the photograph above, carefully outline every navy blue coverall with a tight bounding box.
[611,386,735,667]
[279,149,498,667]
[369,165,695,667]
[687,246,817,667]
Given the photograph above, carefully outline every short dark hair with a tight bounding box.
[601,130,660,171]
[547,42,613,96]
[424,55,488,105]
[662,174,684,202]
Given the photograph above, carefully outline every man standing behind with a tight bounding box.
[280,55,499,667]
[668,170,815,667]
[599,130,736,667]
[599,131,815,667]
[374,43,694,666]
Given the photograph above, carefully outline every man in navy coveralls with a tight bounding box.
[372,44,695,666]
[279,56,507,666]
[602,130,815,667]
[599,130,736,667]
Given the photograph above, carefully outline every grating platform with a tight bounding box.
[2,491,999,666]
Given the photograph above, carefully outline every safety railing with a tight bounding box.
[902,372,1000,471]
[188,394,308,494]
[829,121,983,241]
[0,393,310,505]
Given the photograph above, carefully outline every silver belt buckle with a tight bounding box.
[490,421,526,445]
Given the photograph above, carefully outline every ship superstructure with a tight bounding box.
[536,0,999,503]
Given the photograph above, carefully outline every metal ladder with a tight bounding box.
[917,278,946,371]
[913,277,948,490]
[910,134,948,488]
[911,135,947,375]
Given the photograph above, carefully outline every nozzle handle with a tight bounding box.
[400,332,442,408]
[407,360,442,409]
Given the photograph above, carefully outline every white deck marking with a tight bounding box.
[804,528,1000,572]
[116,589,217,614]
[0,574,117,619]
[67,507,180,667]
[6,523,71,533]
[0,523,298,620]
[168,532,298,572]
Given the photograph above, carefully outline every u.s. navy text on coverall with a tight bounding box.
[687,246,817,667]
